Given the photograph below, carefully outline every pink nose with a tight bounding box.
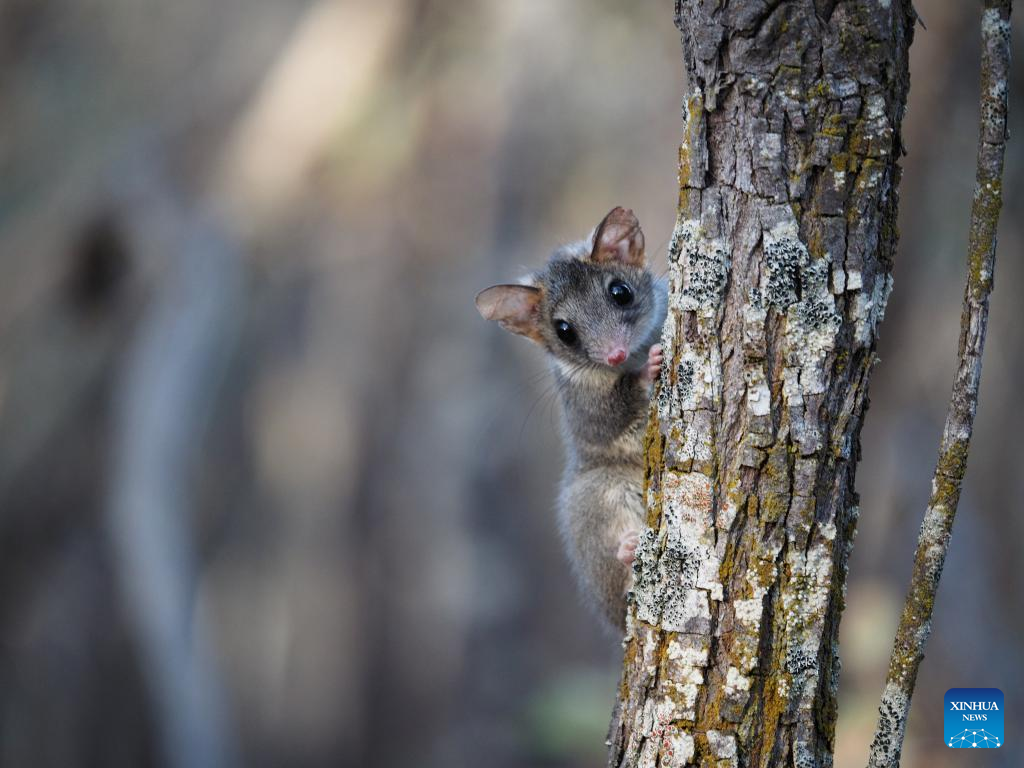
[606,348,628,366]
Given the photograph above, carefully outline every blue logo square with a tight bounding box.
[945,688,1003,748]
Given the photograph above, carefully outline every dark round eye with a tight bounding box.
[554,320,577,346]
[608,279,634,307]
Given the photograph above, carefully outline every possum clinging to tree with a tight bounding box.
[475,207,667,629]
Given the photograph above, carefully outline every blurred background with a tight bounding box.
[0,1,1021,767]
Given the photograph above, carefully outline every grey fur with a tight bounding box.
[547,260,666,629]
[477,213,667,630]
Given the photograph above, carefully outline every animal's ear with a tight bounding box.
[590,206,645,267]
[475,284,544,342]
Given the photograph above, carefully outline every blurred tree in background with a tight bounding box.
[0,2,1021,768]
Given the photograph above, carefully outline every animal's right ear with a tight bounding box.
[475,284,544,342]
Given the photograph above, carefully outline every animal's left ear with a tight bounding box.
[590,206,645,267]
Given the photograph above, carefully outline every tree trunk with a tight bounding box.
[609,2,915,767]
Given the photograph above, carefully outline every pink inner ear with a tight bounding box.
[475,284,544,341]
[606,239,631,263]
[592,207,645,266]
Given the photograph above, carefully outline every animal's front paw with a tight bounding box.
[616,529,641,566]
[642,344,663,384]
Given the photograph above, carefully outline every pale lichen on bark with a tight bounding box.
[867,2,1012,766]
[610,2,916,766]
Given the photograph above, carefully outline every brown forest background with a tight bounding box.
[0,2,1021,767]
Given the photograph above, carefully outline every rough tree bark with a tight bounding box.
[609,2,915,767]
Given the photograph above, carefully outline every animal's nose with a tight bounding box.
[606,348,628,366]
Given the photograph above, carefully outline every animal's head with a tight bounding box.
[476,207,658,373]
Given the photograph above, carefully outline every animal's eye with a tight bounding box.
[554,320,577,346]
[608,279,634,307]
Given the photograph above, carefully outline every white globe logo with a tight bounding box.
[947,728,1001,748]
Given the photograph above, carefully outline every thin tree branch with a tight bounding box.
[867,2,1012,765]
